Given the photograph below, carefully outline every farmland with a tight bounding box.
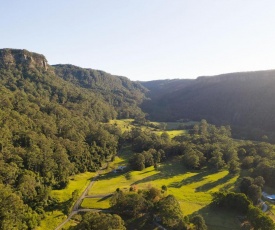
[82,146,240,229]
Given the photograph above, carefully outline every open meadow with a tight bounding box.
[46,119,242,229]
[37,172,95,230]
[82,150,240,229]
[108,119,192,138]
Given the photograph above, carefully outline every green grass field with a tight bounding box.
[83,151,240,229]
[154,129,187,138]
[36,210,66,230]
[42,119,240,229]
[37,172,95,230]
[81,197,111,209]
[108,119,192,138]
[51,172,95,202]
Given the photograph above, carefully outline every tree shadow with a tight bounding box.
[46,198,73,215]
[168,170,210,188]
[97,194,112,202]
[131,161,187,186]
[98,169,129,181]
[194,204,242,230]
[140,169,155,174]
[195,173,234,192]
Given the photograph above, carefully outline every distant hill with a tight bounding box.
[53,64,147,118]
[141,70,275,141]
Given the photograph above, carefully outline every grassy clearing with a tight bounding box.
[108,119,191,138]
[267,204,275,222]
[36,210,66,230]
[51,172,95,202]
[108,119,134,132]
[81,197,111,209]
[37,172,95,230]
[155,130,187,138]
[87,152,239,229]
[61,219,78,229]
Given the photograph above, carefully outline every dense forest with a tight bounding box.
[141,70,275,142]
[0,49,146,229]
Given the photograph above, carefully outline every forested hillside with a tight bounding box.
[54,64,146,118]
[0,48,146,229]
[141,70,275,142]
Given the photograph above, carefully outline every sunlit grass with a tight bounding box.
[38,172,96,230]
[108,119,192,138]
[88,155,238,218]
[36,210,66,230]
[155,130,187,138]
[81,197,111,209]
[61,219,78,229]
[268,205,275,222]
[51,172,96,202]
[108,119,134,132]
[89,166,158,195]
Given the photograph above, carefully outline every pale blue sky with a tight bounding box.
[1,0,275,81]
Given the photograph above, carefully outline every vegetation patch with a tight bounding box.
[38,172,95,229]
[81,197,111,209]
[88,153,239,228]
[36,210,66,230]
[51,172,95,202]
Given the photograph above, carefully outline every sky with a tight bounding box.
[1,0,275,81]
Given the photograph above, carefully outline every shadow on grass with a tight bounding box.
[46,198,73,215]
[168,170,210,188]
[140,169,155,174]
[131,161,186,186]
[195,173,234,192]
[97,194,112,202]
[195,204,242,230]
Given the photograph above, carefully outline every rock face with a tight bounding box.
[0,49,48,70]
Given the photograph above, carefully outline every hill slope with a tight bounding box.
[53,64,147,118]
[141,70,275,141]
[0,48,146,228]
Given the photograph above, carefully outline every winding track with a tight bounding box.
[55,168,111,230]
[54,164,166,230]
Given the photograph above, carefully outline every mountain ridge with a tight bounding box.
[141,69,275,141]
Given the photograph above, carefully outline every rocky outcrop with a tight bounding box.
[0,49,48,70]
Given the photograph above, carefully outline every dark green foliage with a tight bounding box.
[141,71,275,142]
[110,190,150,218]
[110,189,186,229]
[247,184,261,205]
[228,160,240,174]
[212,192,251,214]
[208,149,225,171]
[212,192,275,230]
[239,177,254,194]
[190,214,207,230]
[247,205,275,230]
[155,195,186,229]
[0,49,147,228]
[239,177,263,204]
[161,185,168,192]
[0,184,39,230]
[75,212,126,230]
[53,64,147,119]
[127,120,240,173]
[129,153,145,171]
[181,143,206,170]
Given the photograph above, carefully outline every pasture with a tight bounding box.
[83,151,240,229]
[108,119,193,138]
[37,172,95,230]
